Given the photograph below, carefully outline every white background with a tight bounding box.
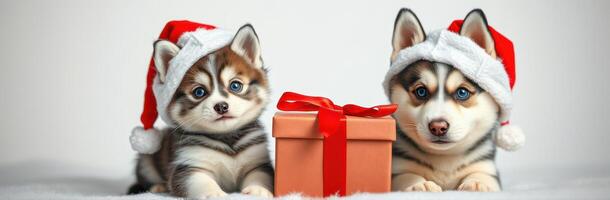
[0,0,609,182]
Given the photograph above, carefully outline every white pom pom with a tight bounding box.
[130,127,164,154]
[495,125,525,151]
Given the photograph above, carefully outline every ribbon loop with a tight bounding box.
[277,92,397,122]
[343,104,397,117]
[277,92,337,112]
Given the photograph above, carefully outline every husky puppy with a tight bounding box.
[128,25,274,198]
[389,9,502,192]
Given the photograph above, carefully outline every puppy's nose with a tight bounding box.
[213,102,229,114]
[428,119,449,137]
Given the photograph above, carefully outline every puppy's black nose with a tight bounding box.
[213,102,229,114]
[428,119,449,137]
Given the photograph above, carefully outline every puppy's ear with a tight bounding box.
[392,8,425,61]
[153,40,180,83]
[231,24,263,68]
[460,9,496,57]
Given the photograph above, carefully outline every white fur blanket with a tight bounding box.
[1,162,608,199]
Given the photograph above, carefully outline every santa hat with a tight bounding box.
[130,20,235,154]
[382,20,525,151]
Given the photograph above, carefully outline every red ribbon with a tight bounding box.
[277,92,397,196]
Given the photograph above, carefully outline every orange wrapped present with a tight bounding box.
[273,92,397,197]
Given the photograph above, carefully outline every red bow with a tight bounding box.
[277,92,397,196]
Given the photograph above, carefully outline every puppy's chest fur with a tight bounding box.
[392,128,498,189]
[143,122,272,191]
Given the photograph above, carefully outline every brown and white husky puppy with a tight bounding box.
[389,9,502,192]
[128,25,274,198]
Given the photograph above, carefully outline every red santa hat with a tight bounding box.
[130,20,235,154]
[382,20,525,151]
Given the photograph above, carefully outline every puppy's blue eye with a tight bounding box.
[455,88,471,100]
[192,87,207,98]
[414,87,428,99]
[229,81,243,93]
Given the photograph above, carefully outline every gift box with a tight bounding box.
[272,92,397,197]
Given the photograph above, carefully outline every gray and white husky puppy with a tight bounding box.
[389,9,503,192]
[128,24,274,198]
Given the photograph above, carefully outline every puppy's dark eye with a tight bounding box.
[414,87,428,99]
[192,87,207,98]
[455,87,471,101]
[229,81,243,93]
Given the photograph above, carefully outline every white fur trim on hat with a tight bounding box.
[130,126,164,154]
[383,30,512,121]
[496,124,525,151]
[153,28,235,126]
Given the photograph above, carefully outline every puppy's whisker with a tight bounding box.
[176,115,209,142]
[171,115,199,135]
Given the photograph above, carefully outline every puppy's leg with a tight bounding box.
[457,172,500,192]
[240,165,274,198]
[128,155,165,194]
[393,173,442,192]
[149,183,167,193]
[170,167,227,198]
[188,172,227,198]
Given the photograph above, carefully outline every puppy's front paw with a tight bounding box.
[458,180,495,192]
[241,185,273,198]
[404,181,442,192]
[198,188,227,199]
